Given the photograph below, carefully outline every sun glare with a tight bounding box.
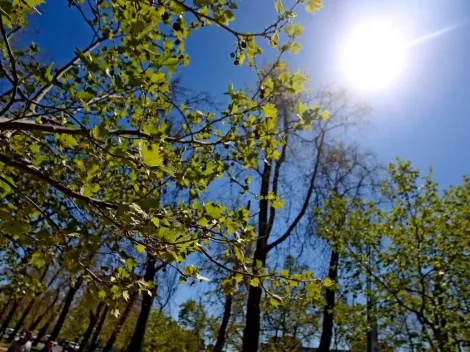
[340,23,408,90]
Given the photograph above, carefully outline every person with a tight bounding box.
[7,331,33,352]
[40,340,55,352]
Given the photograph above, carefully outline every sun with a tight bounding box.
[340,22,408,90]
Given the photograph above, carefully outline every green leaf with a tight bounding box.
[29,252,46,268]
[193,0,214,7]
[141,143,163,167]
[290,71,307,94]
[197,217,209,227]
[151,217,160,227]
[86,163,100,179]
[136,244,146,253]
[91,124,107,139]
[263,103,277,119]
[58,134,78,148]
[131,19,146,35]
[77,90,94,102]
[295,100,307,116]
[161,57,179,74]
[269,295,283,308]
[250,277,260,287]
[7,220,31,236]
[271,197,284,209]
[98,290,106,299]
[81,183,100,197]
[0,177,12,197]
[205,202,224,219]
[290,42,301,54]
[275,0,283,14]
[324,277,334,288]
[44,64,53,82]
[0,1,13,18]
[29,144,41,153]
[150,72,165,83]
[306,0,322,14]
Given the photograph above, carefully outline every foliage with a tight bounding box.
[317,160,470,351]
[0,0,327,309]
[143,310,201,352]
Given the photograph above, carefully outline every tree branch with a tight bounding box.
[0,118,226,146]
[0,153,117,209]
[28,38,105,113]
[266,131,325,252]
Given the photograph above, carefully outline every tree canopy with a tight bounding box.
[0,1,469,352]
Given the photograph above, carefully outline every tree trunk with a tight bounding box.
[317,250,339,352]
[28,269,62,331]
[6,298,35,342]
[213,294,233,352]
[0,298,11,325]
[102,292,137,352]
[6,265,51,342]
[29,290,60,331]
[124,257,158,352]
[0,299,20,336]
[87,304,108,352]
[49,277,83,341]
[33,320,51,347]
[79,302,104,352]
[242,163,271,352]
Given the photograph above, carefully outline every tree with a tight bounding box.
[320,160,470,351]
[1,1,330,351]
[124,259,164,352]
[102,290,137,352]
[78,301,104,352]
[178,298,215,349]
[142,310,199,352]
[49,276,84,341]
[0,0,323,289]
[239,85,371,352]
[313,145,377,352]
[262,255,320,351]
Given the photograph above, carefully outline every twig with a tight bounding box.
[0,175,61,230]
[0,153,117,209]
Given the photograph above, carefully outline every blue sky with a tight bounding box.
[36,0,470,188]
[34,0,470,312]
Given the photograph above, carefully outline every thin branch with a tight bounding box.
[266,131,325,252]
[0,175,61,230]
[0,118,227,146]
[0,153,117,209]
[29,38,106,113]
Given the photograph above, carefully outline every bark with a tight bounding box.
[124,257,159,352]
[87,304,109,352]
[0,299,20,336]
[6,265,51,342]
[27,268,62,331]
[317,250,339,352]
[49,277,83,341]
[433,281,449,352]
[102,292,137,352]
[213,294,233,352]
[33,320,51,347]
[0,298,11,325]
[242,162,271,352]
[78,302,104,352]
[6,298,35,342]
[29,290,60,331]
